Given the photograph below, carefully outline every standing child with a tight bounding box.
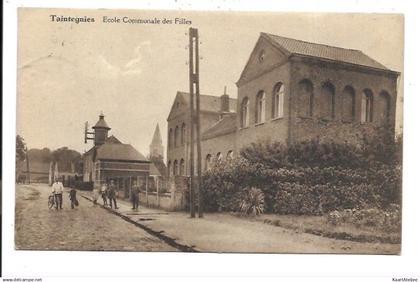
[130,183,140,211]
[92,186,100,206]
[108,180,118,209]
[69,188,78,209]
[100,183,108,206]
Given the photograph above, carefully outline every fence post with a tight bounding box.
[145,175,149,207]
[156,177,160,208]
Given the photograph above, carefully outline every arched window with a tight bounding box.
[256,91,266,123]
[168,128,173,149]
[272,83,285,118]
[179,159,185,176]
[321,82,335,120]
[298,79,314,117]
[241,97,249,128]
[173,160,178,176]
[378,91,391,125]
[226,150,234,160]
[361,89,374,123]
[342,86,356,122]
[174,126,179,147]
[181,123,186,145]
[205,154,212,171]
[216,152,223,162]
[167,161,172,177]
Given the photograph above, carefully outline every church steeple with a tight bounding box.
[150,123,164,158]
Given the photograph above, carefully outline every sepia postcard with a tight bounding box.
[15,8,403,255]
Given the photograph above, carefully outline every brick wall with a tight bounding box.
[201,131,237,169]
[289,58,398,145]
[236,61,291,150]
[167,111,220,176]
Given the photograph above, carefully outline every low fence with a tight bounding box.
[67,175,190,211]
[139,176,189,211]
[62,175,92,190]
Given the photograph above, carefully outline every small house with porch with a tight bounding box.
[82,114,151,198]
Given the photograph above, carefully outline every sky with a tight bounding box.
[17,9,403,157]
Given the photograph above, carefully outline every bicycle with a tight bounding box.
[48,193,56,209]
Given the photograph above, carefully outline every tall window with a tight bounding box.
[361,89,374,123]
[181,123,186,145]
[216,152,222,162]
[167,161,172,177]
[298,79,314,117]
[174,126,179,147]
[256,91,266,123]
[342,86,356,122]
[378,91,391,125]
[241,97,249,128]
[179,159,185,176]
[321,82,335,120]
[205,154,212,171]
[168,129,173,149]
[173,160,178,176]
[272,83,285,118]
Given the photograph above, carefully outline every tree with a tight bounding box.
[361,126,400,166]
[16,135,27,181]
[16,135,26,162]
[51,147,82,173]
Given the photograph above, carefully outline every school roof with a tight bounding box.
[178,92,237,113]
[105,135,122,144]
[261,32,390,71]
[95,143,149,163]
[202,114,237,140]
[149,163,161,176]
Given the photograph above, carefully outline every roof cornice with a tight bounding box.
[291,54,400,77]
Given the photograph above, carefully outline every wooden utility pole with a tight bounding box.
[188,27,204,218]
[193,30,203,218]
[188,27,196,218]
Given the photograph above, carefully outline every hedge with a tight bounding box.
[202,135,402,215]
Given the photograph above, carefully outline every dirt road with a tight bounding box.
[15,184,177,252]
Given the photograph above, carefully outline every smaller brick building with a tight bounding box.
[82,114,151,198]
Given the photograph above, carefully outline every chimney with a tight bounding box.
[221,86,230,112]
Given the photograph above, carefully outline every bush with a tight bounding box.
[202,141,401,215]
[240,127,401,169]
[240,140,364,169]
[326,205,401,232]
[239,187,265,216]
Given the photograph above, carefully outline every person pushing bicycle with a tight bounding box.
[51,177,64,210]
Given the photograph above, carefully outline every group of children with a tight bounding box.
[91,180,118,209]
[50,178,78,210]
[94,180,141,211]
[51,178,142,211]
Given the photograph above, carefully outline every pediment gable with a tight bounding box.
[237,35,290,86]
[167,92,189,121]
